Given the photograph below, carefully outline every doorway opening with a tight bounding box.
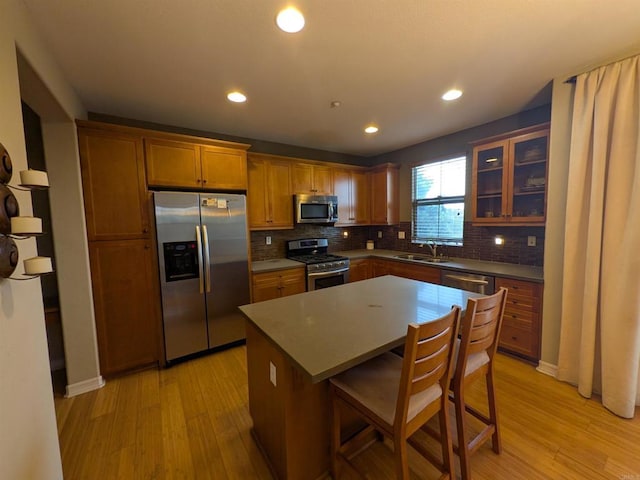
[21,101,66,395]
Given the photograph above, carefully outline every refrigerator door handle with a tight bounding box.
[202,224,212,293]
[196,225,204,294]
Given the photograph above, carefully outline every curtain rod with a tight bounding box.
[564,50,640,84]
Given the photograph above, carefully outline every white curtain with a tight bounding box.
[557,55,640,419]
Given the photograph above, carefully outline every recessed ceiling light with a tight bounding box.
[364,125,379,134]
[442,89,463,101]
[227,91,247,103]
[276,7,305,33]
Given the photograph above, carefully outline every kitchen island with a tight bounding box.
[239,275,481,480]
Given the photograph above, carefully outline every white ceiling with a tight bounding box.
[22,0,640,157]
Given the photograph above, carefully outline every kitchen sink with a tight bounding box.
[393,254,448,263]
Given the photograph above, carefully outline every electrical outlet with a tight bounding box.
[266,235,272,245]
[398,231,405,240]
[377,231,382,239]
[527,236,536,247]
[269,361,277,386]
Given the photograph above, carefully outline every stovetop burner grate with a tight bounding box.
[290,253,348,265]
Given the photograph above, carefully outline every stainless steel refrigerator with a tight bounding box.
[153,191,250,362]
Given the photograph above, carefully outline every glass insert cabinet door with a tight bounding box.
[509,130,548,223]
[471,125,549,225]
[473,140,507,221]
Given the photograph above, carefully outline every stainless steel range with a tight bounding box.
[286,238,350,291]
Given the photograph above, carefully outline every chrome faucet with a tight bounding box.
[426,240,438,258]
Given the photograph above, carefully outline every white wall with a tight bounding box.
[540,78,574,366]
[0,1,92,478]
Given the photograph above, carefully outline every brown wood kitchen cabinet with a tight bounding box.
[78,127,150,241]
[471,123,549,226]
[251,267,306,302]
[145,137,249,190]
[89,239,161,375]
[369,163,399,225]
[77,121,162,376]
[247,153,293,230]
[370,258,440,284]
[291,161,333,194]
[348,258,371,282]
[496,276,542,362]
[333,167,370,225]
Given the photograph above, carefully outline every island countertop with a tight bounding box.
[239,275,481,383]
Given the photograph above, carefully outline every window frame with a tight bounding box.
[411,154,467,246]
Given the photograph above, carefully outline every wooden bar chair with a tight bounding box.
[451,287,508,480]
[329,306,461,480]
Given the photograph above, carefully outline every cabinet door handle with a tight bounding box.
[143,228,149,234]
[203,179,207,184]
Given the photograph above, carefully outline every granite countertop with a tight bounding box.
[340,249,544,282]
[252,249,543,282]
[239,275,481,383]
[251,258,304,273]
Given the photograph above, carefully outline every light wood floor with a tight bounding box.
[55,347,640,479]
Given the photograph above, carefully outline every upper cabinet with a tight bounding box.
[200,145,248,190]
[333,167,370,225]
[145,138,200,188]
[471,124,549,225]
[78,127,150,241]
[145,137,249,190]
[291,162,333,194]
[370,163,399,225]
[247,154,293,230]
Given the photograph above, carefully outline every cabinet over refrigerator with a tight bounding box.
[154,191,250,362]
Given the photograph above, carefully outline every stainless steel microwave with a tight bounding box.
[294,194,338,224]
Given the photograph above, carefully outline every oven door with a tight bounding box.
[307,267,350,291]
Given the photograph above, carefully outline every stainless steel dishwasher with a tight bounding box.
[440,270,495,295]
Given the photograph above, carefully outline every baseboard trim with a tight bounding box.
[536,361,558,377]
[65,375,105,397]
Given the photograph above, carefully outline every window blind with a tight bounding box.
[411,156,466,244]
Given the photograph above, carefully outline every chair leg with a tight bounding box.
[393,437,410,480]
[330,390,341,479]
[438,399,455,478]
[486,369,501,454]
[454,385,472,480]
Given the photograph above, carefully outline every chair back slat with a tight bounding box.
[415,327,452,359]
[395,306,461,427]
[410,345,449,395]
[467,321,498,354]
[455,288,508,379]
[413,341,449,379]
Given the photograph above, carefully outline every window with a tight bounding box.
[411,156,466,245]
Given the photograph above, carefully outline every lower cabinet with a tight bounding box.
[496,277,542,362]
[89,239,161,376]
[348,259,371,282]
[252,267,306,302]
[371,258,440,284]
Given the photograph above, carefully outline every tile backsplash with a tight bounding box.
[250,221,544,267]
